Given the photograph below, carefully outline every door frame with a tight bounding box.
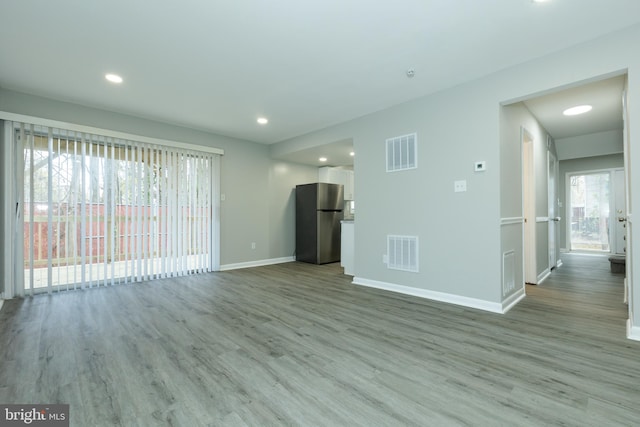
[622,84,635,334]
[548,146,559,270]
[522,127,536,284]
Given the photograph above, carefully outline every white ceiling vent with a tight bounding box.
[386,133,417,172]
[387,235,419,272]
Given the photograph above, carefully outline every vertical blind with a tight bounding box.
[15,122,219,295]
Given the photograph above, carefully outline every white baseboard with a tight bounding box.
[0,299,3,312]
[560,248,569,253]
[627,319,640,341]
[352,277,505,314]
[537,268,551,285]
[502,287,526,314]
[220,256,295,271]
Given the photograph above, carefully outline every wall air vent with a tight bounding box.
[387,235,419,272]
[386,133,417,172]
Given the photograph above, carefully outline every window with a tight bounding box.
[569,173,610,252]
[15,122,219,295]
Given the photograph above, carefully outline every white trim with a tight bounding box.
[627,319,640,341]
[220,256,295,271]
[0,111,224,155]
[556,259,563,268]
[502,287,526,314]
[537,268,551,284]
[535,217,549,223]
[0,299,4,312]
[560,248,569,253]
[500,217,523,226]
[352,277,505,313]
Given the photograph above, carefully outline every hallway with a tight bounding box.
[520,252,628,339]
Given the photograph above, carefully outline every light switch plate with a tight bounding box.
[454,180,467,192]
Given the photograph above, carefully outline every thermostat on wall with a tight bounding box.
[474,161,486,172]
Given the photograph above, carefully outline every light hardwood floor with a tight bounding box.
[1,253,639,426]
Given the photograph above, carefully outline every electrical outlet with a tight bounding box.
[251,242,256,249]
[221,193,226,201]
[474,161,486,172]
[454,180,467,192]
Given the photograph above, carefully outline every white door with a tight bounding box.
[548,149,558,269]
[622,86,633,310]
[614,168,626,255]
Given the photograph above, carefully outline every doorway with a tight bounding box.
[566,168,625,254]
[568,172,611,252]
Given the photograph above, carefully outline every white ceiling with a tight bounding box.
[1,1,638,161]
[276,138,355,168]
[523,75,625,140]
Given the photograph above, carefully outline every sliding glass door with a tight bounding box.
[17,122,218,295]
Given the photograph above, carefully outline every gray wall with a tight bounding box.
[271,23,640,327]
[274,73,505,305]
[556,129,623,160]
[0,88,317,268]
[558,153,625,250]
[0,120,6,295]
[268,161,318,258]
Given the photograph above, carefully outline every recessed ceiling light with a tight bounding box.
[257,117,268,125]
[350,152,355,157]
[319,157,327,162]
[105,73,123,84]
[563,105,593,116]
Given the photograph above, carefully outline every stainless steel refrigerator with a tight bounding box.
[296,183,343,264]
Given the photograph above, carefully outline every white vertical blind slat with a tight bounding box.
[172,151,179,275]
[197,154,204,273]
[27,124,35,296]
[136,144,143,282]
[103,140,109,287]
[80,135,87,290]
[123,142,130,284]
[160,147,167,278]
[143,143,149,281]
[71,131,79,290]
[110,141,116,286]
[88,135,94,288]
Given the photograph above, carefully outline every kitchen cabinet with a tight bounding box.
[319,167,354,200]
[343,170,354,200]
